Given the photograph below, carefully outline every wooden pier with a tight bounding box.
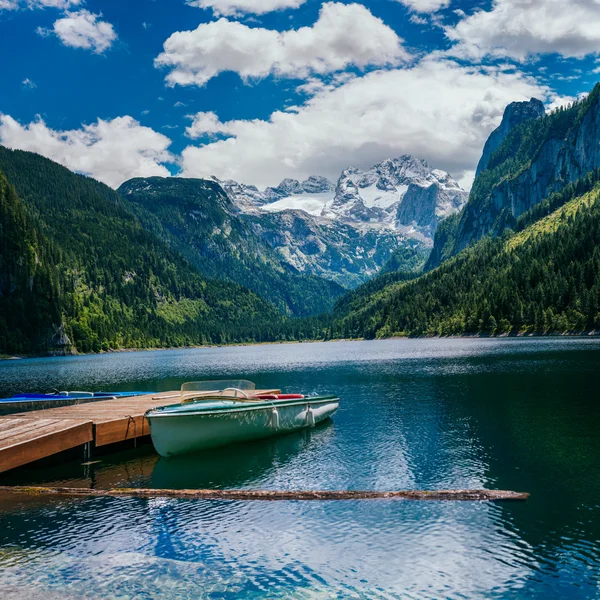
[0,391,179,474]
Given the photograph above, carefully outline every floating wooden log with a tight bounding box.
[0,486,529,501]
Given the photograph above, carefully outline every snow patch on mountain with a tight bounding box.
[261,192,332,216]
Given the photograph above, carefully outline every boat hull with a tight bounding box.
[147,396,339,457]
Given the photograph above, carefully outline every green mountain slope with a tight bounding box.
[0,173,63,353]
[118,177,345,317]
[0,147,283,354]
[332,185,600,338]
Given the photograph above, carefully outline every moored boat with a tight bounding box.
[145,380,340,457]
[0,390,151,415]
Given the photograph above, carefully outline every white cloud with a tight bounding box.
[397,0,449,13]
[446,0,600,61]
[409,14,429,25]
[185,111,231,138]
[0,0,81,9]
[155,2,408,87]
[457,169,476,192]
[32,0,82,7]
[22,78,37,88]
[45,9,117,53]
[187,0,306,17]
[180,58,550,189]
[546,92,589,112]
[0,114,174,188]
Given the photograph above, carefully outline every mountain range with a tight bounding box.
[119,155,466,291]
[218,155,468,243]
[3,83,600,354]
[121,176,423,291]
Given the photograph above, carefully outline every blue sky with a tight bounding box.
[0,0,599,190]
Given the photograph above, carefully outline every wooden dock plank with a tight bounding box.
[0,420,76,444]
[0,419,93,474]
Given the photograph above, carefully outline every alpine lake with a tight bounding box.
[0,338,599,599]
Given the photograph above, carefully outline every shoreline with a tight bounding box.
[2,330,599,361]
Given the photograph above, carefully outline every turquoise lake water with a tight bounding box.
[0,338,599,598]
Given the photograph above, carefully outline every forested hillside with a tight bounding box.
[331,182,600,338]
[0,147,285,354]
[118,177,345,317]
[0,173,63,353]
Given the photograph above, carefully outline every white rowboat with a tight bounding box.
[146,380,339,457]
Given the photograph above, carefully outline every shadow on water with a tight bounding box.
[150,420,334,490]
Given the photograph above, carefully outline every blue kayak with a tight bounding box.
[0,390,153,415]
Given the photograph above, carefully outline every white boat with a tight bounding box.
[145,380,340,457]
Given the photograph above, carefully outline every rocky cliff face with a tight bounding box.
[430,85,600,266]
[476,98,545,176]
[395,168,466,232]
[246,209,413,287]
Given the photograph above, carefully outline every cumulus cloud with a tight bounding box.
[1,0,81,8]
[180,58,550,190]
[0,114,174,188]
[187,0,306,17]
[32,0,82,7]
[446,0,600,61]
[185,111,231,138]
[397,0,449,13]
[155,2,408,87]
[42,9,117,53]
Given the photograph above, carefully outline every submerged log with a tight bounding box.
[0,486,529,501]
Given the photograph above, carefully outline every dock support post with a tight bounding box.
[83,441,91,462]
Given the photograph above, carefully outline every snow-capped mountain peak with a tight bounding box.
[220,155,468,242]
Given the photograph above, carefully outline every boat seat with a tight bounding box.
[181,389,283,404]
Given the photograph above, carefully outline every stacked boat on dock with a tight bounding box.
[0,390,150,415]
